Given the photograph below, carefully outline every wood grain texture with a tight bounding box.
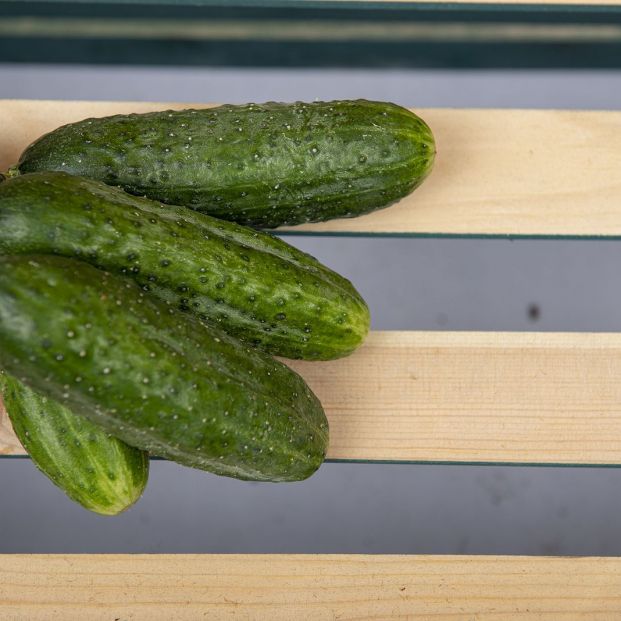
[2,554,621,620]
[3,331,621,464]
[2,100,621,237]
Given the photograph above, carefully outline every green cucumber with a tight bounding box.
[0,171,369,360]
[0,255,328,482]
[15,100,435,228]
[0,373,148,515]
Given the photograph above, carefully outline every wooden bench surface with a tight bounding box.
[2,64,621,621]
[2,554,621,620]
[3,99,621,238]
[3,331,621,465]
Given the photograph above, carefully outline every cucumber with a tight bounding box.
[14,100,435,228]
[0,171,369,360]
[0,255,328,482]
[0,373,148,515]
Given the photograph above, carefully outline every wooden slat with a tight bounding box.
[2,99,621,237]
[1,554,621,620]
[3,331,621,465]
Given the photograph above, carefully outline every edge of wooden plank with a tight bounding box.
[1,554,620,620]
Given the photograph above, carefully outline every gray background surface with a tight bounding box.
[1,66,621,554]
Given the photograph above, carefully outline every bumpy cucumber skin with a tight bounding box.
[0,172,369,360]
[16,100,435,228]
[0,255,328,482]
[0,373,148,515]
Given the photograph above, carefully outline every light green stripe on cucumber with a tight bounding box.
[0,372,149,515]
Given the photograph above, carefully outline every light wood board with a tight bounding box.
[4,331,621,465]
[2,99,621,237]
[2,554,621,620]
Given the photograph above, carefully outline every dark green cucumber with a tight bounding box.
[0,255,328,482]
[0,171,369,360]
[0,373,148,515]
[15,100,435,228]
